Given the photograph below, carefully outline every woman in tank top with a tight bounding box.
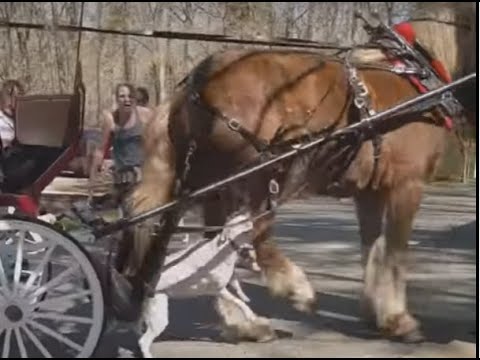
[91,83,153,272]
[91,83,153,209]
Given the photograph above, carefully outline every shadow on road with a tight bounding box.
[92,186,476,357]
[94,278,476,358]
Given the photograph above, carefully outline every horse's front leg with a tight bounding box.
[358,180,424,342]
[253,214,317,313]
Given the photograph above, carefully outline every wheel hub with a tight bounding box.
[5,305,23,322]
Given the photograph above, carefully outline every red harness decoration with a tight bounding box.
[392,22,454,130]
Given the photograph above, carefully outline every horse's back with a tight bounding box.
[169,49,350,160]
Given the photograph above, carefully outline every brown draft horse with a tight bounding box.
[123,5,476,342]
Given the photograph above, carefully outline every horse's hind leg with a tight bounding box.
[253,215,317,313]
[139,294,169,358]
[357,180,424,342]
[354,188,386,322]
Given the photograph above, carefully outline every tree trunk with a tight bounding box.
[15,29,31,85]
[95,2,105,125]
[285,3,295,38]
[122,2,131,82]
[224,2,250,37]
[50,2,67,93]
[0,3,15,77]
[306,2,315,40]
[148,3,169,105]
[183,3,193,70]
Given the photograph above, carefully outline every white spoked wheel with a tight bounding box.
[0,216,104,358]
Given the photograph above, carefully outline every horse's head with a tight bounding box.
[411,2,477,123]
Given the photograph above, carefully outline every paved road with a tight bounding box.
[93,182,477,358]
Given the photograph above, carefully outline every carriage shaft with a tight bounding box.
[93,72,475,238]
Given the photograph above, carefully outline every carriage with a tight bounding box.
[0,8,476,358]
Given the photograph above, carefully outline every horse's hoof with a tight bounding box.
[256,331,277,343]
[382,312,424,344]
[249,317,277,343]
[400,328,425,344]
[384,328,425,344]
[219,317,277,344]
[293,296,317,314]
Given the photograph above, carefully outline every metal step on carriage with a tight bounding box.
[0,9,476,358]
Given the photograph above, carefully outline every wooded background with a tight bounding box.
[0,2,476,181]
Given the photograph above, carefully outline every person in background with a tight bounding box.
[135,86,150,108]
[92,83,153,204]
[0,79,37,192]
[0,79,25,149]
[90,83,153,271]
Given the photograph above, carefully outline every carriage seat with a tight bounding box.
[0,93,82,194]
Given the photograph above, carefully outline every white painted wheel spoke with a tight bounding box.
[21,324,52,358]
[27,319,83,352]
[28,232,45,245]
[33,311,94,325]
[0,218,104,358]
[14,327,28,358]
[13,231,26,294]
[2,328,12,358]
[1,232,15,244]
[20,245,56,297]
[0,288,7,304]
[0,254,11,296]
[27,264,80,301]
[34,289,92,311]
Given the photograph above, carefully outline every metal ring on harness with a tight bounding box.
[349,72,358,81]
[358,84,369,97]
[269,179,279,195]
[354,97,366,109]
[441,91,454,101]
[228,119,241,131]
